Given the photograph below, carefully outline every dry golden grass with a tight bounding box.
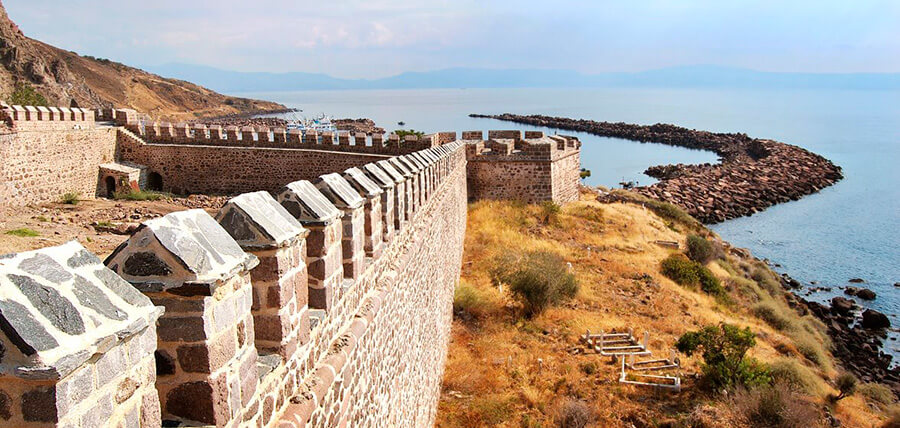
[436,190,886,427]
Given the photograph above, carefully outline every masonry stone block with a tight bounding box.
[314,173,367,281]
[0,241,162,427]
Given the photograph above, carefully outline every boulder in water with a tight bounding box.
[862,309,890,329]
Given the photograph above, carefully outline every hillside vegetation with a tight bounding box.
[0,1,284,120]
[436,190,893,427]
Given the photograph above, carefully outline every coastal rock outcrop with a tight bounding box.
[470,113,843,223]
[862,309,891,329]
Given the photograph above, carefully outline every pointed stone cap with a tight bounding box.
[216,191,308,250]
[0,241,160,380]
[388,157,415,177]
[343,167,383,198]
[398,155,423,172]
[362,163,397,189]
[410,152,432,167]
[276,180,343,226]
[105,209,257,292]
[375,160,406,182]
[314,173,365,210]
[423,148,441,162]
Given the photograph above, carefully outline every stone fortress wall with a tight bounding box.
[0,104,581,427]
[464,130,582,204]
[0,105,119,208]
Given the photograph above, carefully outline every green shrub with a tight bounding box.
[7,83,48,106]
[859,382,896,406]
[453,282,493,322]
[833,372,858,401]
[730,384,821,428]
[752,301,794,331]
[4,228,39,237]
[686,235,715,263]
[661,254,724,296]
[676,323,771,390]
[494,250,577,318]
[393,129,425,139]
[697,265,725,295]
[661,254,700,285]
[60,191,81,205]
[768,358,821,395]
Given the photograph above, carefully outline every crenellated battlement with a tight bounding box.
[0,103,96,131]
[0,140,467,427]
[122,118,457,156]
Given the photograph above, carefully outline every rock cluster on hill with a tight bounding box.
[471,113,843,223]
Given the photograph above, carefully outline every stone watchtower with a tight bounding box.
[0,241,162,427]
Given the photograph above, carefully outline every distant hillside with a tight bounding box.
[0,1,284,120]
[149,63,900,93]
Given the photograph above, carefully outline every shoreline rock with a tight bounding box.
[470,113,844,224]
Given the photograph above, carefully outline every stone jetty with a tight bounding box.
[470,113,844,223]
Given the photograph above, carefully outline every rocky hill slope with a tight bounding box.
[0,1,285,120]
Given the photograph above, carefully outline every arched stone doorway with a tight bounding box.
[105,176,117,198]
[148,172,163,191]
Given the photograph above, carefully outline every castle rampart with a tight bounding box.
[0,104,580,427]
[464,130,582,204]
[0,135,467,427]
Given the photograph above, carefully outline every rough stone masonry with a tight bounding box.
[0,103,582,427]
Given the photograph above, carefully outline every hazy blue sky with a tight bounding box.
[5,0,899,78]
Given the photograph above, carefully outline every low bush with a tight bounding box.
[751,265,782,295]
[768,358,821,395]
[452,282,494,322]
[686,235,716,263]
[578,361,598,375]
[832,372,858,401]
[697,265,725,295]
[794,334,829,370]
[661,254,700,285]
[60,191,80,205]
[676,323,771,390]
[752,301,794,331]
[538,200,561,225]
[553,398,596,428]
[859,382,896,407]
[4,228,39,237]
[729,384,820,428]
[661,254,724,296]
[494,250,577,318]
[7,83,48,106]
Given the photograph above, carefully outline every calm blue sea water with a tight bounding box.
[242,87,900,334]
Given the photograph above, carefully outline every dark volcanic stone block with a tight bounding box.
[72,275,127,320]
[7,274,85,335]
[124,252,173,277]
[0,298,58,354]
[22,386,57,422]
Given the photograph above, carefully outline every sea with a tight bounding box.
[241,87,900,353]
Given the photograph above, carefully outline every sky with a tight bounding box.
[5,0,900,79]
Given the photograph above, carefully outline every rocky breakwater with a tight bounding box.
[470,113,843,223]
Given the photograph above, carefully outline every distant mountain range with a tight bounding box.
[147,63,900,93]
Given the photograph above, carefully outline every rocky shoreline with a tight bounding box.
[470,113,844,224]
[784,285,900,395]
